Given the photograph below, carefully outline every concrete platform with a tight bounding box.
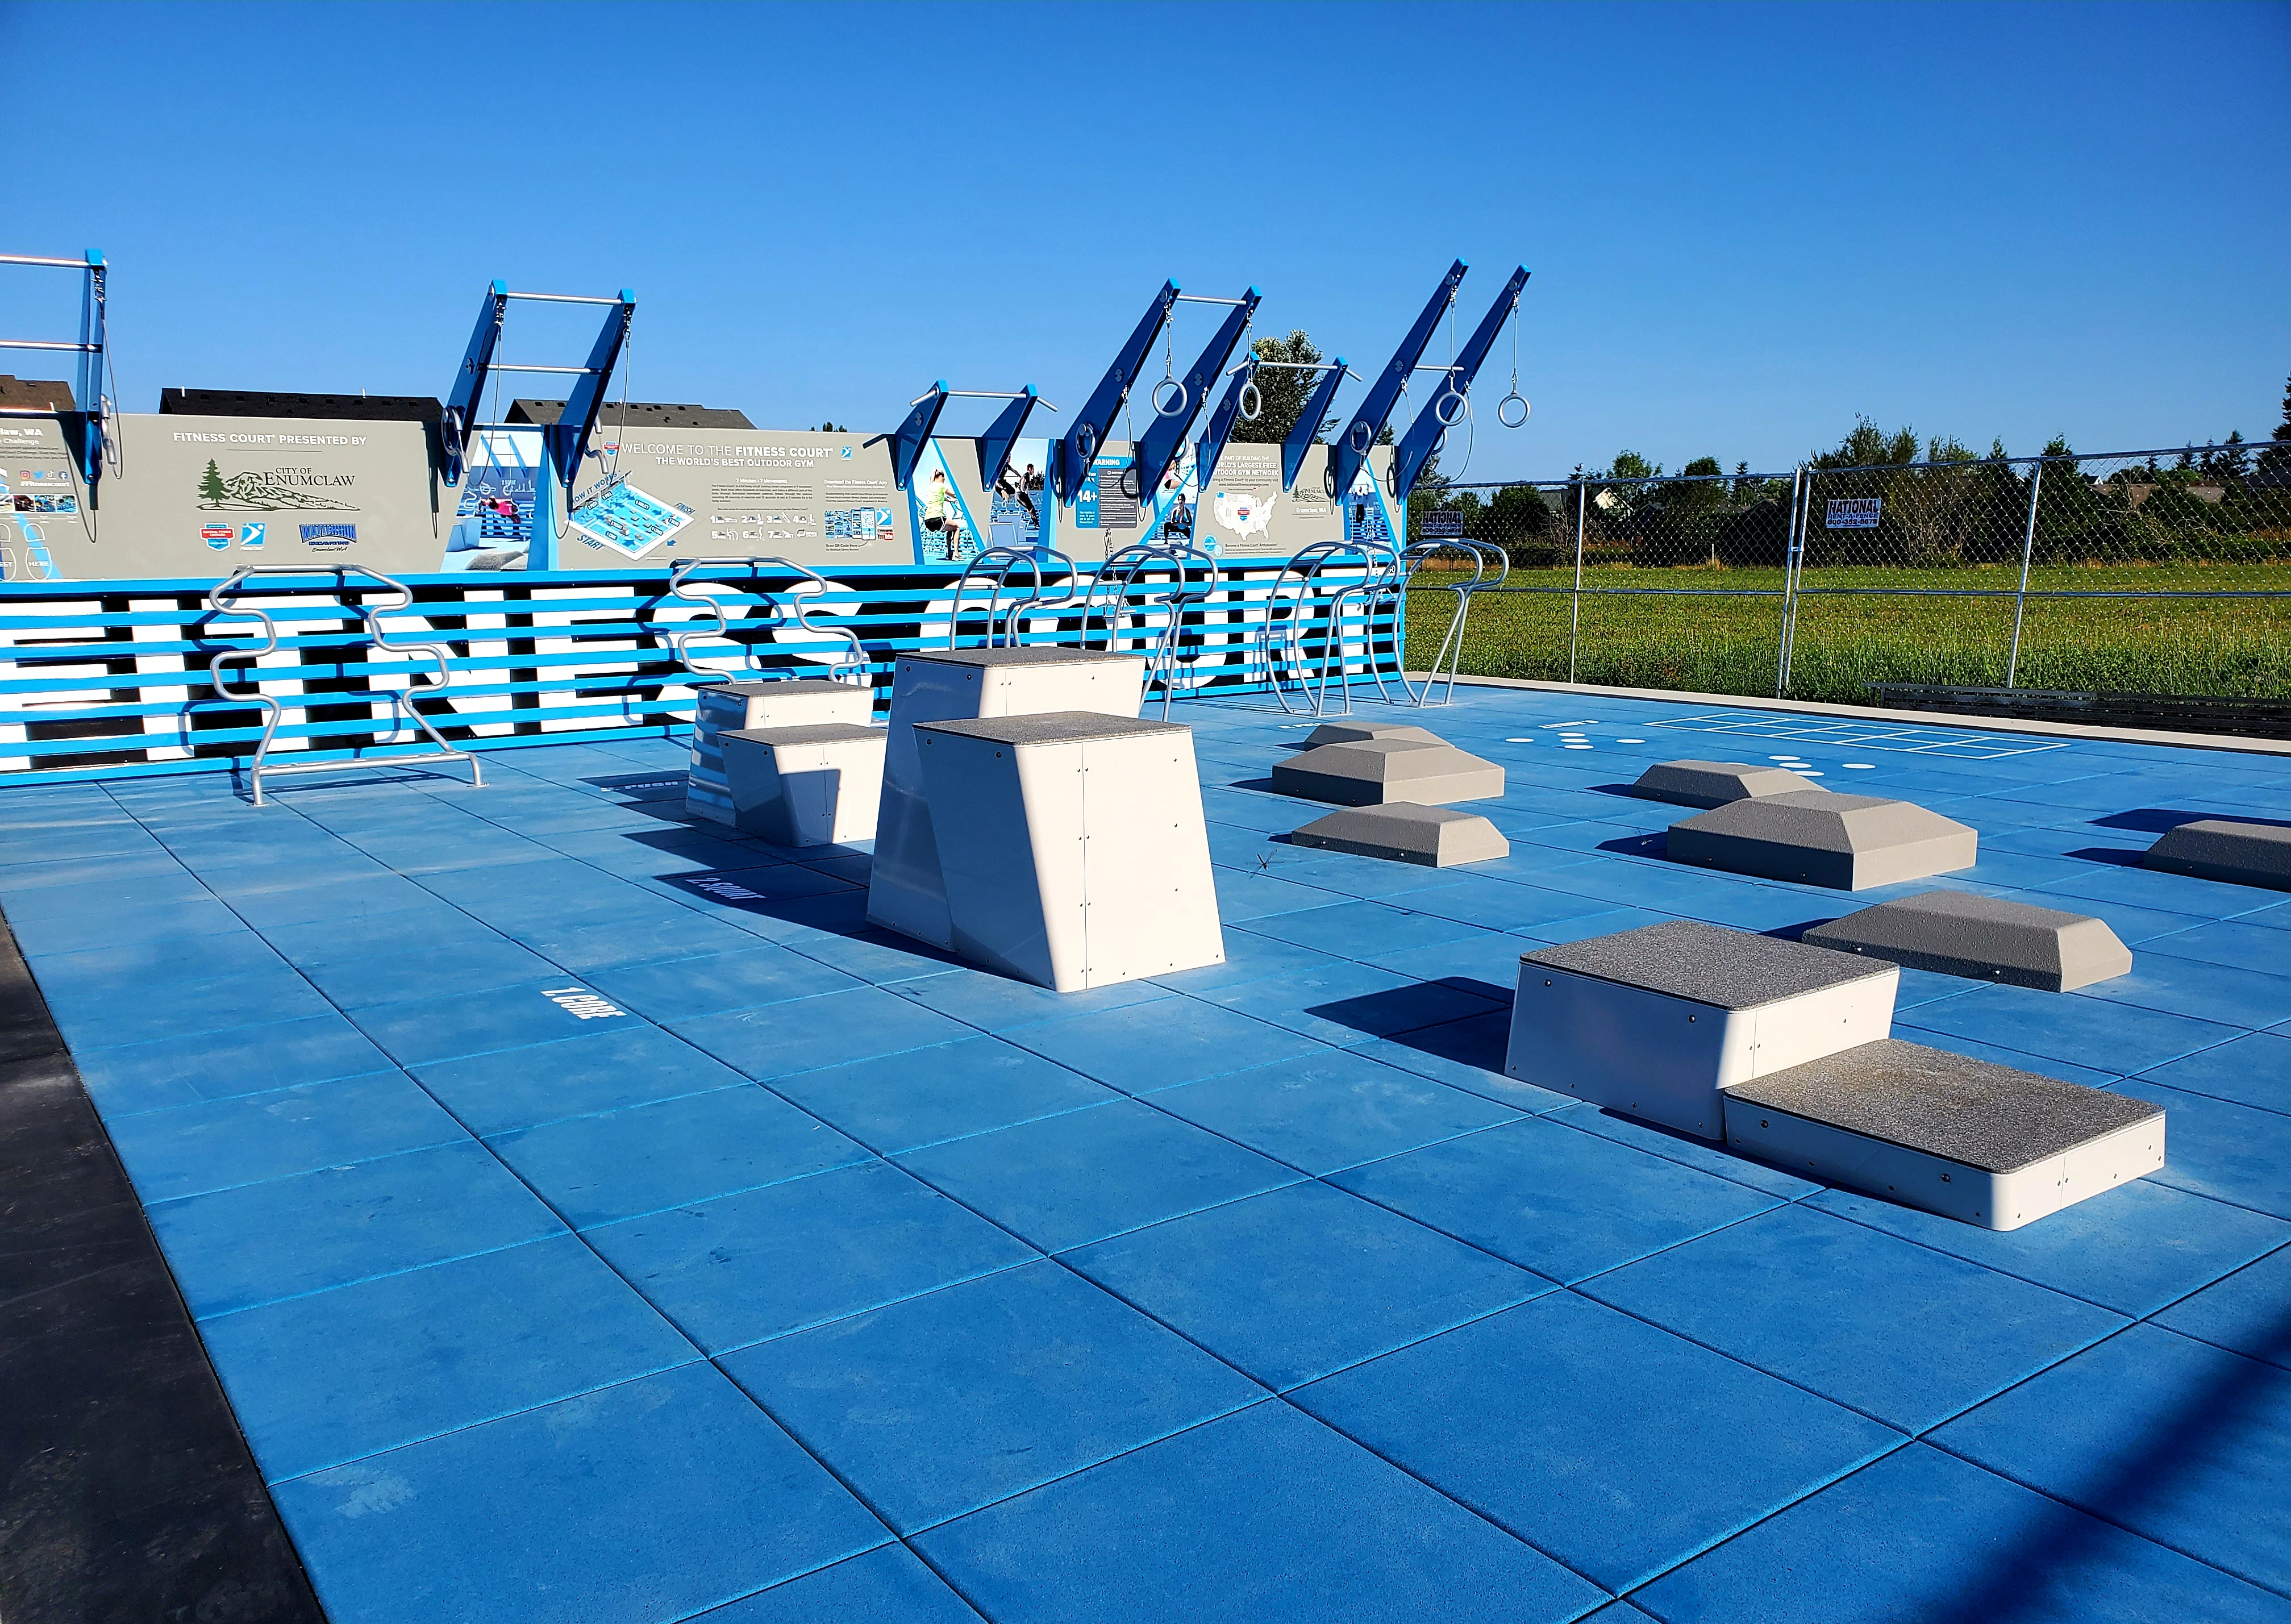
[687,678,873,825]
[914,711,1222,991]
[2141,819,2291,892]
[1627,759,1819,809]
[1666,791,1978,890]
[1289,803,1510,868]
[1508,919,1898,1140]
[1298,721,1447,748]
[1269,739,1504,807]
[1723,1039,2167,1230]
[869,647,1147,948]
[1803,890,2131,992]
[720,723,886,847]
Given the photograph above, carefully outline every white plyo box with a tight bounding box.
[688,678,874,825]
[868,648,1146,949]
[1505,919,1898,1141]
[912,711,1223,992]
[720,723,886,847]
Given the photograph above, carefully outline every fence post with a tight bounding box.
[2004,459,2044,688]
[1776,465,1806,697]
[1567,478,1587,684]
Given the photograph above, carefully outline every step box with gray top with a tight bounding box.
[2141,819,2291,892]
[688,678,874,825]
[1722,1039,2165,1230]
[1803,890,2131,992]
[1269,738,1505,807]
[1289,803,1510,868]
[1666,790,1978,890]
[1506,919,1898,1141]
[720,723,886,847]
[1627,759,1818,809]
[913,710,1222,993]
[1297,721,1448,749]
[868,648,1146,948]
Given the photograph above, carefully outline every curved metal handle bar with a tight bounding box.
[944,547,1080,649]
[1389,539,1507,706]
[1259,540,1404,715]
[1082,543,1221,718]
[665,555,868,687]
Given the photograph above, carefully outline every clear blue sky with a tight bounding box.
[7,0,2286,480]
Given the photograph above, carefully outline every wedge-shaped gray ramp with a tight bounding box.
[1723,1038,2165,1230]
[1298,721,1447,748]
[1667,790,1977,890]
[1270,738,1504,807]
[2142,819,2291,892]
[1507,919,1897,1141]
[1804,889,2131,991]
[1290,803,1510,868]
[1628,759,1818,809]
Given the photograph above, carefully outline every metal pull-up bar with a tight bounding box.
[440,279,635,489]
[892,383,1059,493]
[0,249,110,498]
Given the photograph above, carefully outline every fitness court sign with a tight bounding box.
[1825,497,1881,530]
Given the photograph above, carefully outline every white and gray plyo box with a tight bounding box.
[719,723,886,847]
[912,711,1223,992]
[1507,919,1898,1140]
[1723,1039,2165,1230]
[688,678,874,825]
[868,648,1146,948]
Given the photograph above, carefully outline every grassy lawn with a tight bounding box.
[1405,564,2291,703]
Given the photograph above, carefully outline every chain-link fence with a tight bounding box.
[1402,442,2291,706]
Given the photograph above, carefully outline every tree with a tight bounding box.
[2258,372,2291,483]
[815,422,849,433]
[1231,330,1338,448]
[198,459,227,505]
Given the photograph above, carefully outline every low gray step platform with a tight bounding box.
[1298,721,1447,748]
[1270,738,1503,807]
[1667,790,1977,890]
[1507,919,1898,1141]
[2142,819,2291,892]
[1290,803,1510,868]
[1628,759,1818,809]
[1723,1039,2165,1230]
[1803,889,2131,992]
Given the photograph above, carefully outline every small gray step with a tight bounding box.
[1628,759,1818,809]
[1290,803,1510,867]
[1299,722,1448,748]
[2141,819,2291,892]
[1269,739,1503,807]
[1803,889,2131,992]
[1666,790,1977,890]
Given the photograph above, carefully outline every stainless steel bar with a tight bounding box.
[0,253,98,268]
[2005,461,2044,688]
[1567,479,1587,685]
[489,364,598,374]
[0,339,101,352]
[1172,295,1249,306]
[502,291,623,305]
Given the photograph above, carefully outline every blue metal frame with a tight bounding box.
[439,282,636,492]
[1195,357,1257,490]
[892,382,953,493]
[1388,265,1530,501]
[1327,260,1467,499]
[1056,281,1179,501]
[976,386,1048,493]
[544,291,636,492]
[0,250,109,500]
[440,281,509,488]
[1132,288,1259,502]
[1282,357,1351,493]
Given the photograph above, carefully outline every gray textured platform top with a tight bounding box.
[915,711,1186,746]
[1726,1038,2162,1172]
[1306,802,1487,829]
[705,677,857,697]
[2165,819,2291,848]
[1523,919,1894,1009]
[903,647,1144,669]
[721,723,884,747]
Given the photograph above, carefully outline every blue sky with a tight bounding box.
[7,0,2286,480]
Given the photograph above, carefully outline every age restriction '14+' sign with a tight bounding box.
[1826,497,1881,529]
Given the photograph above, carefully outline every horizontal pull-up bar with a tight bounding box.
[501,290,627,306]
[1173,294,1251,306]
[0,252,100,269]
[906,389,1062,409]
[1230,360,1363,380]
[489,363,602,374]
[0,339,101,352]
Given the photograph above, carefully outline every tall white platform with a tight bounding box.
[688,678,874,825]
[720,723,886,847]
[913,711,1223,992]
[867,648,1147,948]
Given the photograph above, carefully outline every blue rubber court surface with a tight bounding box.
[5,686,2289,1623]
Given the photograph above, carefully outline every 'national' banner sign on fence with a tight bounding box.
[1826,497,1881,529]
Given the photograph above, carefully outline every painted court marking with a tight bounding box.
[1654,711,2070,759]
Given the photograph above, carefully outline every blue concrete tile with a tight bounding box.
[693,1544,980,1624]
[1192,961,1503,1049]
[882,965,1173,1032]
[914,1401,1602,1624]
[1269,850,1478,901]
[1888,965,1990,1010]
[1585,1204,2128,1433]
[510,906,776,973]
[407,1023,756,1138]
[2036,860,2268,918]
[148,1140,565,1318]
[1899,982,2238,1077]
[1332,1115,1780,1284]
[1294,1292,1901,1593]
[1069,1181,1548,1390]
[1934,1324,2291,1596]
[1636,1442,2291,1624]
[1002,997,1324,1096]
[895,1099,1300,1253]
[584,1160,1035,1355]
[2077,949,2291,1030]
[1147,932,1351,993]
[2136,1030,2291,1117]
[486,1084,869,1229]
[199,1234,699,1482]
[1148,1049,1521,1176]
[76,1012,397,1116]
[228,876,470,931]
[2134,1080,2291,1220]
[582,944,865,1023]
[348,977,646,1068]
[1211,867,1350,922]
[1516,905,1676,945]
[723,1260,1262,1533]
[1351,1012,1579,1113]
[1344,927,1534,996]
[767,1034,1115,1155]
[2143,918,2291,975]
[105,1071,466,1203]
[54,959,338,1051]
[2154,1244,2291,1372]
[670,985,978,1081]
[309,935,570,1011]
[1549,1103,1822,1199]
[26,928,288,997]
[272,1363,886,1624]
[1235,898,1493,957]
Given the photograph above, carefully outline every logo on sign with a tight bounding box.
[1826,498,1881,530]
[239,522,265,548]
[300,523,357,549]
[201,525,232,549]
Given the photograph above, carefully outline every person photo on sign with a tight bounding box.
[922,469,965,553]
[995,464,1038,526]
[1164,492,1194,540]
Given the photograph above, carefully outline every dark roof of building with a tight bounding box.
[507,399,755,430]
[157,389,443,423]
[0,376,78,411]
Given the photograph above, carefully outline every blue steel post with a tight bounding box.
[976,386,1047,493]
[1281,358,1350,493]
[1056,282,1180,502]
[1131,288,1259,501]
[892,384,952,492]
[1195,357,1259,489]
[544,290,636,493]
[1326,260,1468,500]
[441,281,508,488]
[1388,266,1530,501]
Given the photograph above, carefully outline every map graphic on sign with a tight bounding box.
[1212,490,1274,539]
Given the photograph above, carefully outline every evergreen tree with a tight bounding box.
[198,459,227,505]
[1231,330,1338,447]
[2259,372,2291,481]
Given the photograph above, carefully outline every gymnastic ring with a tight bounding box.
[1238,381,1261,422]
[1323,459,1339,499]
[1434,389,1470,428]
[1348,422,1371,452]
[1152,378,1189,418]
[1077,422,1098,460]
[1498,393,1531,428]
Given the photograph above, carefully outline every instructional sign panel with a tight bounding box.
[566,477,695,560]
[1191,442,1354,560]
[585,429,911,566]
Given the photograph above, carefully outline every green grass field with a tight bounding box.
[1404,564,2291,703]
